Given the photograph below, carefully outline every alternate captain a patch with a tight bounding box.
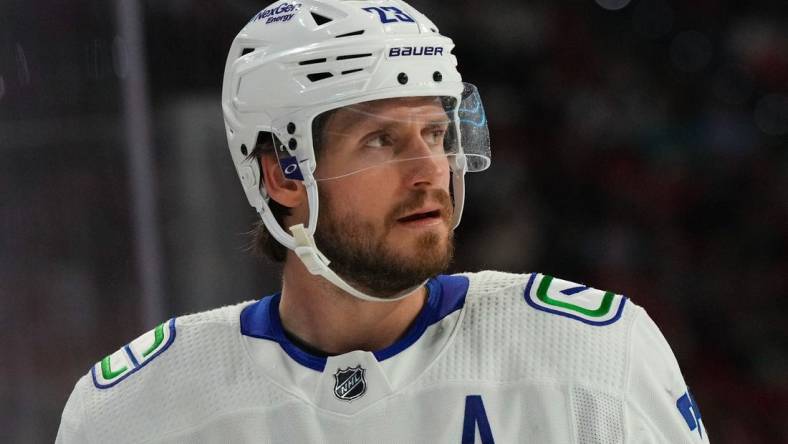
[91,318,177,389]
[524,273,627,326]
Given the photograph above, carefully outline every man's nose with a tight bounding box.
[399,133,448,187]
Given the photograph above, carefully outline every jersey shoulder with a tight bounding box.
[436,270,644,390]
[67,301,261,442]
[89,301,252,389]
[90,317,176,389]
[461,270,631,327]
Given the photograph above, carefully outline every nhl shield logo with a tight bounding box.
[333,365,366,401]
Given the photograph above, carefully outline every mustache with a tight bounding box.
[386,189,453,228]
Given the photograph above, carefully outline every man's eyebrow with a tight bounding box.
[424,118,451,126]
[330,109,379,133]
[328,108,450,134]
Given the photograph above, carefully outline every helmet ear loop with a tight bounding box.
[253,140,315,252]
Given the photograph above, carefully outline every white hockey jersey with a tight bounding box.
[56,271,708,443]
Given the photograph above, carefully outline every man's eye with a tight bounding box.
[424,128,447,145]
[365,133,392,148]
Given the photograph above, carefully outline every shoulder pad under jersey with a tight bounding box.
[91,318,177,389]
[524,273,627,326]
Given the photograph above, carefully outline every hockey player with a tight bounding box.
[57,0,708,442]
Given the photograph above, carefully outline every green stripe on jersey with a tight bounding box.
[142,323,165,357]
[536,275,615,318]
[100,355,128,380]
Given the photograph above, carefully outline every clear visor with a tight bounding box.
[273,83,490,182]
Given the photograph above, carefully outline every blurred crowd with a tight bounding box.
[1,0,786,442]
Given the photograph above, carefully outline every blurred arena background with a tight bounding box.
[1,0,786,441]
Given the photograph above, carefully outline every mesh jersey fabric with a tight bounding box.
[56,271,708,443]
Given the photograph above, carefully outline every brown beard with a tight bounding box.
[314,188,455,298]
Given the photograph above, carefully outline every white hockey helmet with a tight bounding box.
[222,0,490,301]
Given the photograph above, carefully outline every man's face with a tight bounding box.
[312,97,455,297]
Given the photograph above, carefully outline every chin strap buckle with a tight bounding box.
[289,223,330,275]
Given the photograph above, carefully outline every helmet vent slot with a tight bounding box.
[335,30,364,38]
[341,68,363,75]
[299,58,327,66]
[241,48,254,56]
[311,12,333,26]
[307,72,334,82]
[336,53,372,61]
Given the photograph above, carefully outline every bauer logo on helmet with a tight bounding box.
[388,46,445,58]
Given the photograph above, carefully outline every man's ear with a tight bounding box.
[260,154,305,208]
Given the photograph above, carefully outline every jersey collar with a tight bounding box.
[240,274,470,372]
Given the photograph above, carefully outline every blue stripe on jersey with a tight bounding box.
[240,294,328,372]
[374,275,469,361]
[123,345,141,368]
[240,275,470,372]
